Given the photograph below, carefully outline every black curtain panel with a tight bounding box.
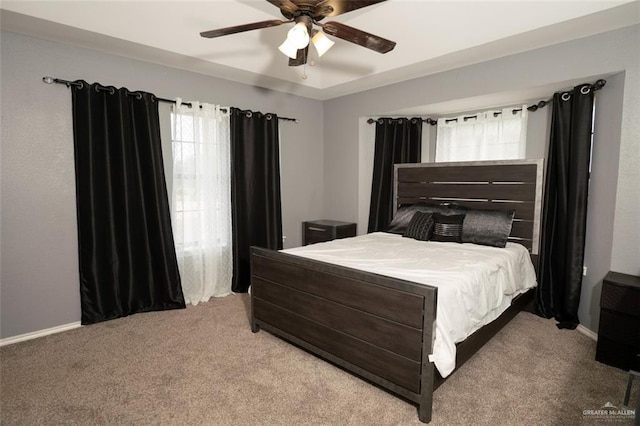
[71,81,185,325]
[230,108,283,293]
[368,117,422,233]
[535,84,596,329]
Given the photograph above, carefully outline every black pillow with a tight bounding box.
[431,213,465,243]
[462,208,515,248]
[403,212,434,241]
[440,202,468,216]
[385,202,450,234]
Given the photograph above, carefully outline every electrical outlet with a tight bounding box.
[583,266,587,276]
[282,235,287,244]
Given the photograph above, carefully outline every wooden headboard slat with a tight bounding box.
[398,183,536,202]
[511,221,534,240]
[397,163,538,183]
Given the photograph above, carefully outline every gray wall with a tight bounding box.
[323,25,639,333]
[0,31,324,339]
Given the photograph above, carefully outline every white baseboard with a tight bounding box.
[0,322,82,347]
[577,324,598,341]
[0,320,600,346]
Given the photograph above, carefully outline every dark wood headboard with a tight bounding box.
[394,160,544,255]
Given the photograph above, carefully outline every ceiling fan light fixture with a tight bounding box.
[311,31,334,57]
[278,39,299,59]
[286,22,310,49]
[199,2,396,68]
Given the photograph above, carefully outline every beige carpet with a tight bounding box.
[1,294,636,425]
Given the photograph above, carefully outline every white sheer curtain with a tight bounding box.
[435,107,528,162]
[171,99,232,304]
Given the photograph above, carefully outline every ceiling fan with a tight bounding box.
[200,0,396,66]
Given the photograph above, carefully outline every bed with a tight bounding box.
[250,159,543,423]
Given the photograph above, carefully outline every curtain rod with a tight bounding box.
[445,108,523,124]
[367,79,607,126]
[366,118,437,126]
[526,78,606,112]
[42,77,299,123]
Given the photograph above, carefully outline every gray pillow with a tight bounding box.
[461,208,515,248]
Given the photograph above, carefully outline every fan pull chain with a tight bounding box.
[301,48,308,80]
[300,48,316,80]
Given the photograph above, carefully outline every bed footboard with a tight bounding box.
[250,246,438,423]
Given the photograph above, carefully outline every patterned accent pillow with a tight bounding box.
[462,208,515,248]
[403,212,434,241]
[431,213,465,243]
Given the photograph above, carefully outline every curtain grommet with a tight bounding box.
[109,87,115,95]
[266,114,273,120]
[580,86,591,95]
[561,92,571,101]
[245,111,252,118]
[136,92,143,100]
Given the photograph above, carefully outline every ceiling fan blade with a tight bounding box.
[288,46,309,66]
[322,21,396,53]
[200,19,285,38]
[266,0,299,16]
[314,0,386,18]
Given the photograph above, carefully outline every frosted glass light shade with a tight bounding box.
[311,31,334,57]
[278,39,299,59]
[287,22,310,49]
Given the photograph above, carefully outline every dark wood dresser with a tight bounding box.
[596,271,640,371]
[302,220,357,246]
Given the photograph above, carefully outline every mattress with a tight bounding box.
[282,232,537,377]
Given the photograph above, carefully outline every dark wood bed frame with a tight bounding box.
[250,160,543,423]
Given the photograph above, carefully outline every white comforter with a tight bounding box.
[282,232,537,378]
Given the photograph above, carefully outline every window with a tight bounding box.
[171,108,231,251]
[172,112,199,251]
[171,101,232,302]
[435,107,527,162]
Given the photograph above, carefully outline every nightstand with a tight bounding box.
[302,220,357,246]
[595,271,640,371]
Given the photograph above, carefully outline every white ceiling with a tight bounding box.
[1,1,639,100]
